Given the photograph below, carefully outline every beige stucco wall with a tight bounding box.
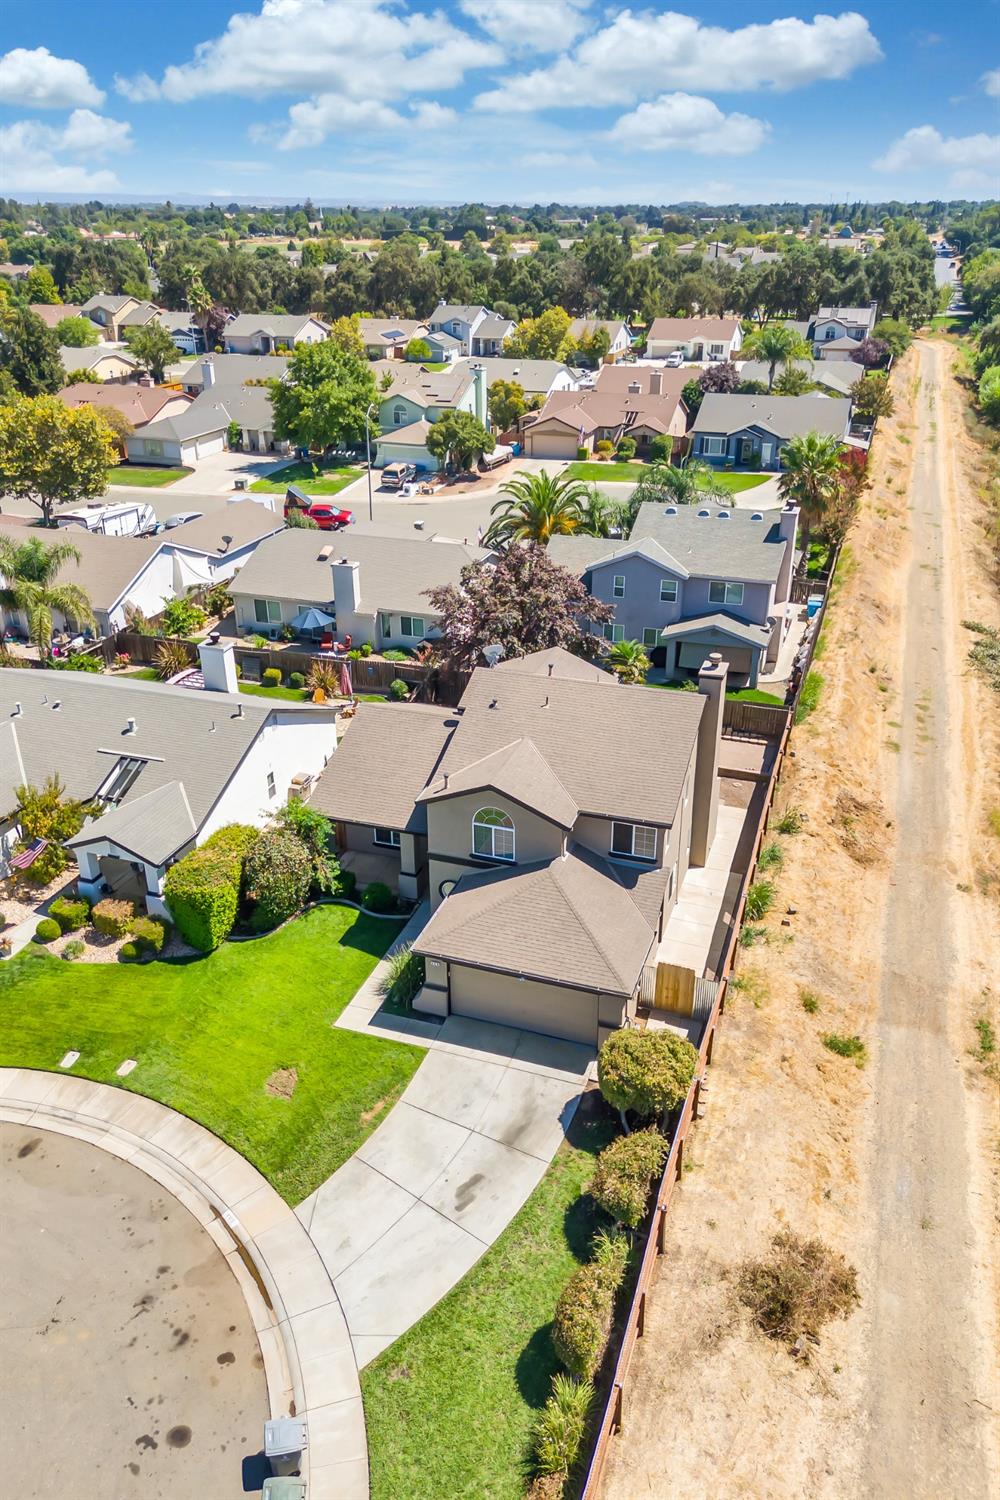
[425,790,565,908]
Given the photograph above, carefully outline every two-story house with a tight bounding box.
[80,294,147,342]
[549,501,799,688]
[810,302,878,358]
[310,646,728,1046]
[374,364,485,472]
[690,393,853,471]
[426,304,516,357]
[228,526,488,650]
[223,313,329,354]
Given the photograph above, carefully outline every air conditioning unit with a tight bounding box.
[288,772,313,801]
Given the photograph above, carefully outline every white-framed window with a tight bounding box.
[701,436,726,457]
[373,826,401,848]
[642,627,659,648]
[400,615,424,638]
[612,574,626,598]
[472,806,514,861]
[709,581,744,606]
[710,343,724,355]
[393,404,407,426]
[611,822,657,862]
[659,578,678,602]
[605,622,625,643]
[254,598,282,624]
[266,771,276,799]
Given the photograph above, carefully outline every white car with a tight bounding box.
[664,351,685,368]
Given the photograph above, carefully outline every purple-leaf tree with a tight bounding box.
[850,337,890,369]
[698,360,740,394]
[424,542,614,673]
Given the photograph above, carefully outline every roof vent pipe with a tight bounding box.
[12,702,21,716]
[125,716,136,734]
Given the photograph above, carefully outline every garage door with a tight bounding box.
[195,432,226,459]
[526,432,576,461]
[449,964,598,1045]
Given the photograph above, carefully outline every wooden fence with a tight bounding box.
[722,698,791,738]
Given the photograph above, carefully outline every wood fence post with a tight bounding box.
[675,1138,684,1178]
[637,1290,646,1337]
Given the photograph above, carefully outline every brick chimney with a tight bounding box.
[690,653,726,866]
[775,502,799,604]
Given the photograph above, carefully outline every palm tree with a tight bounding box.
[0,535,95,656]
[607,638,651,684]
[578,484,615,538]
[742,322,812,392]
[777,431,844,550]
[633,460,726,508]
[485,469,589,546]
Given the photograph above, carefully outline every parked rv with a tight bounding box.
[56,501,157,537]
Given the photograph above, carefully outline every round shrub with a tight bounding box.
[382,648,410,662]
[92,898,135,939]
[48,895,90,933]
[288,671,305,689]
[62,939,86,961]
[164,846,240,952]
[244,827,312,932]
[361,880,395,914]
[649,434,673,462]
[590,1128,668,1229]
[263,666,283,687]
[576,445,589,460]
[594,439,614,458]
[34,917,60,943]
[597,1028,698,1127]
[388,678,409,701]
[552,1263,616,1379]
[615,437,636,460]
[119,940,141,962]
[130,916,166,955]
[336,868,358,900]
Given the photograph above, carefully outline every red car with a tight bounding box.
[283,498,353,530]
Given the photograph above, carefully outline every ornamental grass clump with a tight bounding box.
[530,1373,594,1481]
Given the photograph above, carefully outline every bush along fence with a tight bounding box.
[573,703,793,1500]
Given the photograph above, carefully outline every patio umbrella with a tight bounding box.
[291,606,335,632]
[339,663,353,699]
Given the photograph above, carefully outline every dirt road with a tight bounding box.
[600,341,999,1500]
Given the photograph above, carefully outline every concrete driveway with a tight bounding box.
[297,1015,593,1367]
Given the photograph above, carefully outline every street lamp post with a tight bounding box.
[364,401,378,524]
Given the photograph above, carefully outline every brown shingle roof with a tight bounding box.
[647,316,741,342]
[310,701,456,834]
[420,737,578,828]
[60,382,192,427]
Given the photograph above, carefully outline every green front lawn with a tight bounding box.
[363,1096,617,1500]
[121,666,160,681]
[565,462,769,493]
[0,905,419,1204]
[239,681,312,702]
[648,681,784,705]
[107,465,191,487]
[250,458,363,495]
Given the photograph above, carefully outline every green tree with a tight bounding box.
[270,341,378,452]
[12,776,95,885]
[978,365,1000,425]
[485,468,587,545]
[0,532,96,653]
[0,305,64,396]
[55,315,100,348]
[774,365,814,396]
[597,1028,698,1131]
[0,395,114,526]
[487,377,526,433]
[123,322,178,382]
[405,336,432,362]
[506,305,572,360]
[606,638,651,684]
[25,266,61,304]
[852,371,894,422]
[741,321,812,391]
[777,430,844,550]
[326,314,366,358]
[425,409,494,472]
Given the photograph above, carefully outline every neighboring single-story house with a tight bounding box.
[811,303,878,357]
[420,328,465,363]
[645,316,743,362]
[161,499,287,585]
[358,319,429,360]
[313,646,729,1045]
[164,353,290,395]
[549,500,799,687]
[737,357,865,398]
[29,302,84,329]
[59,380,194,444]
[0,654,337,905]
[520,383,688,461]
[567,318,633,362]
[228,526,488,650]
[203,382,286,455]
[125,382,286,465]
[223,314,328,354]
[690,393,853,470]
[58,344,139,383]
[154,310,203,354]
[462,357,579,404]
[470,313,517,356]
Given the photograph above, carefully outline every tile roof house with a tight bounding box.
[311,646,729,1045]
[0,652,338,907]
[228,525,489,650]
[521,378,688,461]
[549,501,800,687]
[645,316,743,362]
[223,313,329,354]
[691,392,853,470]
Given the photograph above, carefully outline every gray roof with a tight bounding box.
[425,658,703,827]
[474,315,515,340]
[380,364,474,409]
[658,612,771,648]
[58,344,138,373]
[414,843,656,995]
[228,527,487,616]
[568,318,630,341]
[225,313,328,339]
[0,669,285,841]
[495,647,615,685]
[738,358,863,395]
[168,353,290,390]
[155,310,199,333]
[420,736,578,829]
[550,503,792,587]
[82,294,137,316]
[164,499,285,557]
[0,520,160,613]
[816,305,876,328]
[430,305,489,325]
[118,301,161,327]
[66,780,196,865]
[692,393,852,441]
[310,702,456,834]
[462,357,576,395]
[139,401,232,443]
[422,329,465,351]
[358,318,427,345]
[201,382,275,430]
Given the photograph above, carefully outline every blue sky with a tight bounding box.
[0,1,997,204]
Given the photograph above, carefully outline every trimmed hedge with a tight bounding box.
[164,847,239,952]
[130,916,167,955]
[288,671,305,689]
[92,898,135,939]
[119,941,141,962]
[244,827,312,932]
[590,1128,668,1230]
[202,822,260,881]
[336,868,357,900]
[263,667,282,687]
[597,1028,698,1126]
[34,917,61,943]
[552,1262,618,1380]
[48,896,90,933]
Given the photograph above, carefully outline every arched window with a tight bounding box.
[472,807,515,861]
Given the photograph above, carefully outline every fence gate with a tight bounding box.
[654,963,696,1016]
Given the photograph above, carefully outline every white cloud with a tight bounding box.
[0,111,132,191]
[0,46,104,109]
[609,93,769,155]
[114,71,161,104]
[874,124,1000,177]
[475,9,882,112]
[459,0,591,53]
[281,96,406,149]
[409,101,458,129]
[982,68,1000,98]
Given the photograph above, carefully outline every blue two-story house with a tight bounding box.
[549,500,800,688]
[691,393,853,472]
